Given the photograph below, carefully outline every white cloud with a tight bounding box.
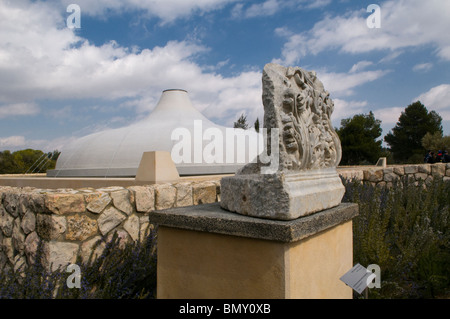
[0,103,40,119]
[414,84,450,120]
[0,135,78,152]
[57,0,239,24]
[332,99,368,124]
[276,0,450,64]
[244,0,282,17]
[0,0,264,129]
[373,106,405,125]
[0,136,26,149]
[317,69,391,97]
[412,63,433,72]
[349,61,373,73]
[232,0,332,19]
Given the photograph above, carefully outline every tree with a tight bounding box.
[254,117,260,133]
[422,132,450,153]
[0,149,60,174]
[0,150,17,174]
[234,113,249,130]
[384,101,442,163]
[336,111,384,165]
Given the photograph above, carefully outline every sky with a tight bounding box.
[0,0,449,152]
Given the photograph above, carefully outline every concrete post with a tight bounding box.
[148,202,359,299]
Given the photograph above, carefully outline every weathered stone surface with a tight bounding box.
[220,63,345,220]
[431,163,446,177]
[66,214,98,241]
[1,206,15,237]
[106,229,130,249]
[404,165,418,174]
[12,218,26,254]
[415,173,428,181]
[366,169,384,183]
[174,182,193,207]
[36,213,66,240]
[3,237,14,264]
[3,191,20,218]
[24,231,39,264]
[123,214,140,241]
[417,164,431,174]
[129,186,155,213]
[0,238,7,270]
[80,236,105,264]
[98,206,126,236]
[110,189,133,216]
[21,211,36,235]
[139,215,154,242]
[44,241,79,272]
[425,176,434,184]
[151,202,358,243]
[86,192,111,214]
[222,169,345,220]
[393,166,405,176]
[13,254,27,273]
[17,191,44,217]
[155,184,177,210]
[193,182,216,205]
[45,193,86,215]
[339,170,364,181]
[383,172,398,183]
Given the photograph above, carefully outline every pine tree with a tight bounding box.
[254,118,260,132]
[384,101,442,163]
[233,113,249,130]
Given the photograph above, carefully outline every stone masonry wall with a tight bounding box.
[339,163,450,187]
[1,163,449,275]
[0,180,219,274]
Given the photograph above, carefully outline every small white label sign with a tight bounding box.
[340,264,376,294]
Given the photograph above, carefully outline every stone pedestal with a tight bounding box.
[220,168,345,220]
[149,202,358,299]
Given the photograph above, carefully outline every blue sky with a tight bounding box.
[0,0,449,152]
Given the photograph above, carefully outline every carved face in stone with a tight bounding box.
[282,89,296,115]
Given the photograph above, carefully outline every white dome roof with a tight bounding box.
[48,89,262,177]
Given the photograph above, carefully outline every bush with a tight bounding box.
[342,177,450,298]
[0,226,157,299]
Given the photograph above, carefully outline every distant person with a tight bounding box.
[436,150,443,162]
[424,150,433,163]
[443,151,450,163]
[425,151,436,164]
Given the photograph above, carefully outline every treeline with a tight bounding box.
[336,101,448,165]
[0,149,60,174]
[236,100,447,165]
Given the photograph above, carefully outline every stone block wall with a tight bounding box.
[1,163,449,275]
[339,163,450,187]
[0,181,220,274]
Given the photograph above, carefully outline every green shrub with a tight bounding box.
[342,177,450,298]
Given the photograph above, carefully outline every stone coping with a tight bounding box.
[0,174,230,189]
[148,202,359,243]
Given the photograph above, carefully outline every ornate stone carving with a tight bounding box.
[220,63,345,220]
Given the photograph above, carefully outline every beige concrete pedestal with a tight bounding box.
[149,202,358,299]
